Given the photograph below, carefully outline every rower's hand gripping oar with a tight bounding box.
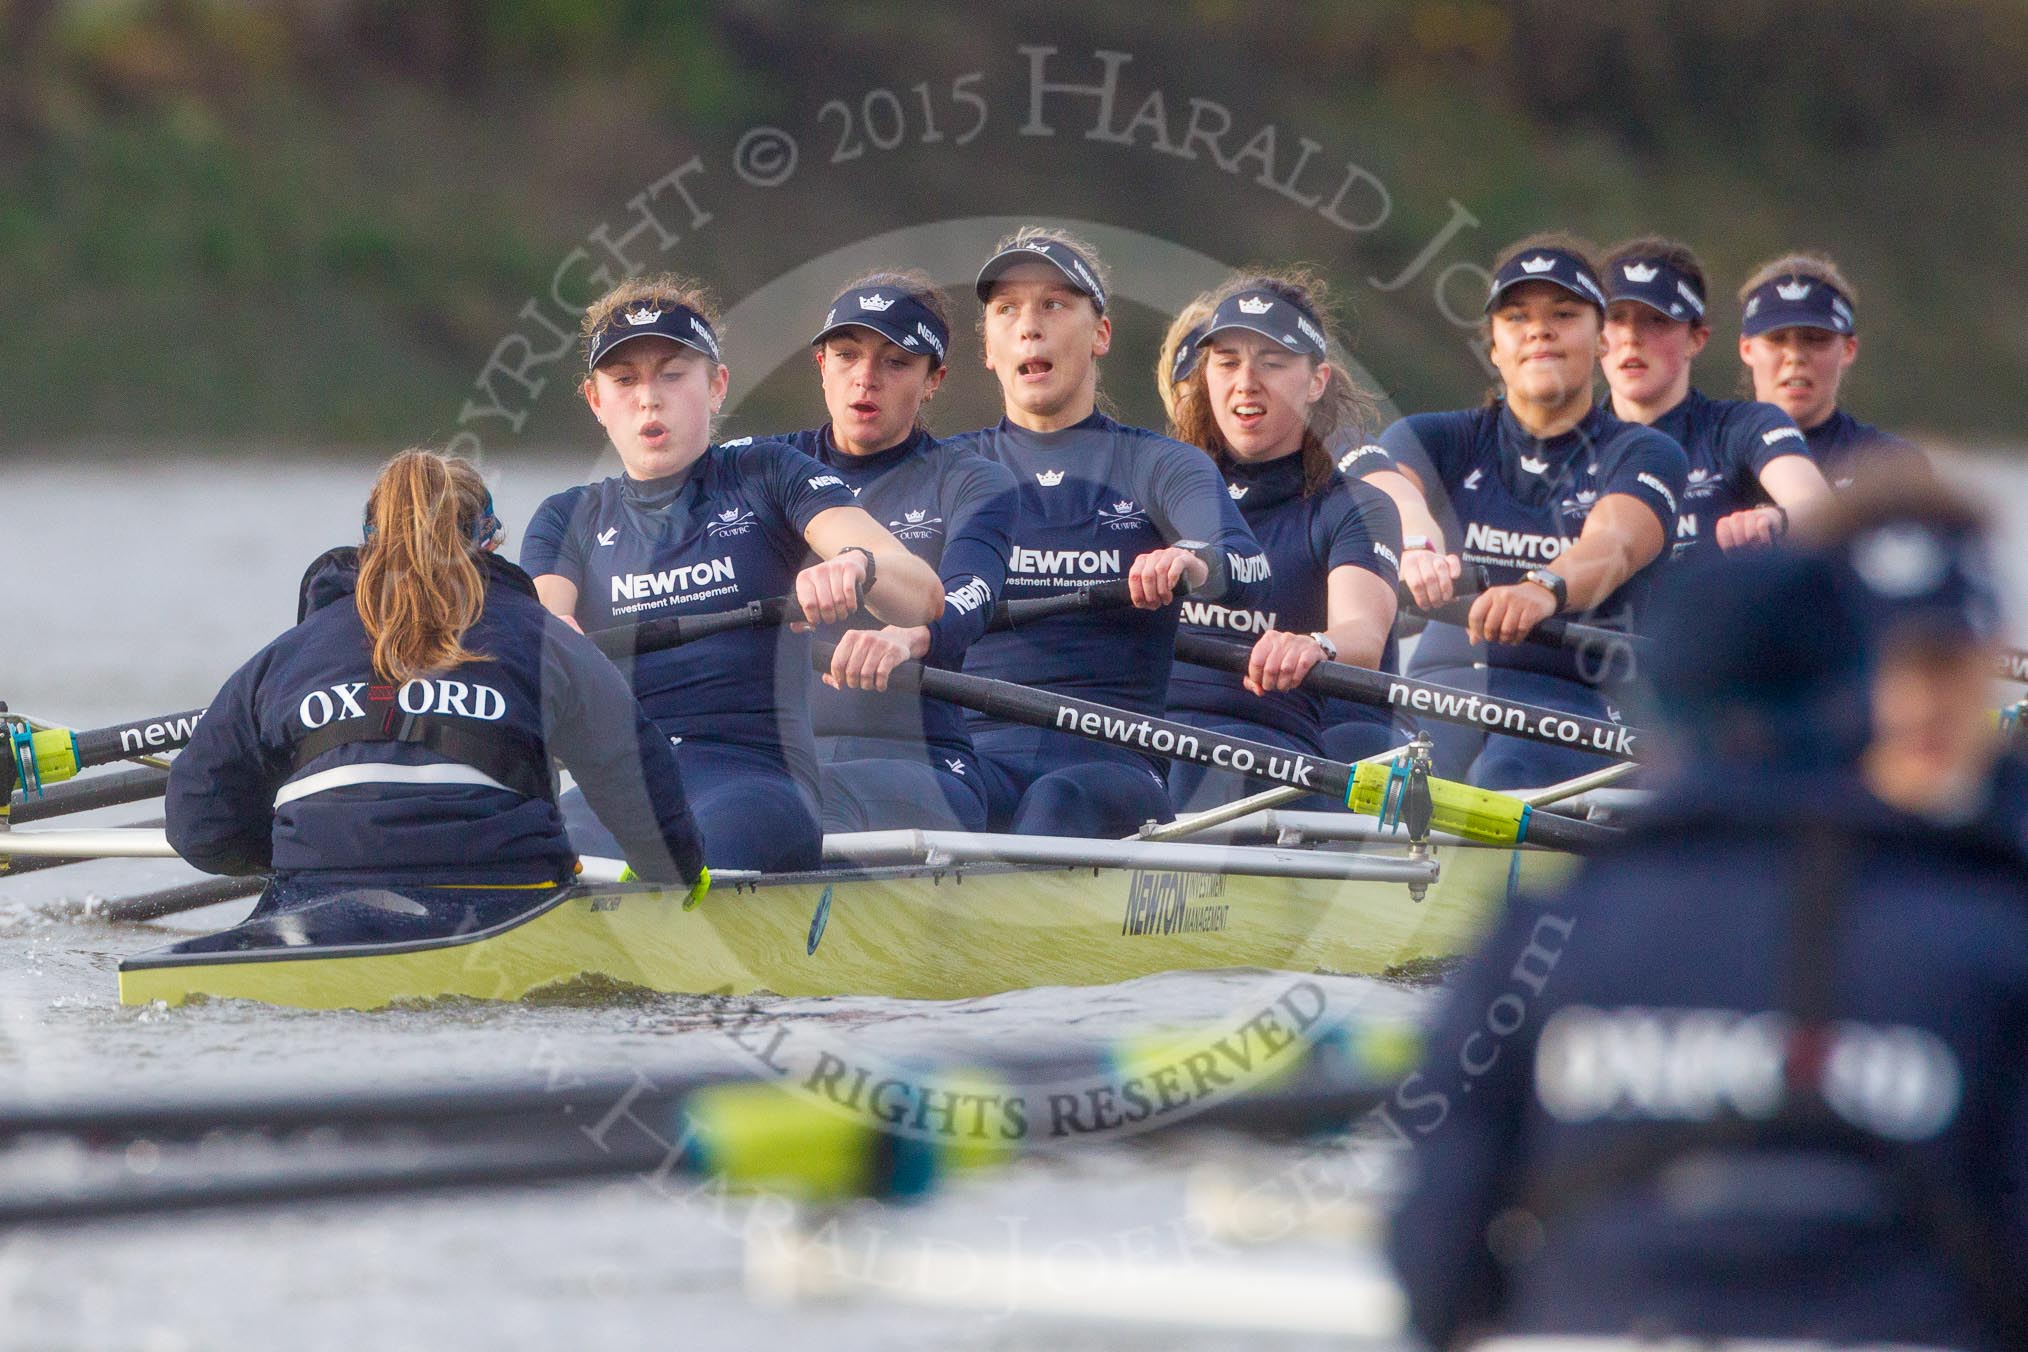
[806,641,1615,854]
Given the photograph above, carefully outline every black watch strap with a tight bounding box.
[840,545,877,595]
[1524,567,1568,612]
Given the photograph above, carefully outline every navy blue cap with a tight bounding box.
[1741,275,1855,338]
[1840,518,2004,646]
[975,238,1107,313]
[1485,247,1607,313]
[1605,256,1706,323]
[1169,319,1210,386]
[1647,550,1872,769]
[588,302,722,371]
[1198,289,1330,360]
[813,286,950,366]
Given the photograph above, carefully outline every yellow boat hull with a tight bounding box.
[117,848,1567,1011]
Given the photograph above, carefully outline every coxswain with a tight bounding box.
[1162,270,1402,812]
[771,270,1017,833]
[1354,234,1687,788]
[1600,235,1831,553]
[1389,547,2028,1350]
[949,226,1273,836]
[1736,251,1929,490]
[522,275,943,872]
[167,450,708,928]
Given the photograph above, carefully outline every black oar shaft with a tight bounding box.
[809,642,1615,852]
[55,710,207,773]
[1174,632,1644,763]
[98,875,264,923]
[11,768,171,824]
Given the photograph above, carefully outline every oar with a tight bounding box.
[10,767,172,824]
[808,642,1615,853]
[1412,597,1649,677]
[1173,632,1645,763]
[590,580,1174,658]
[0,1017,1411,1226]
[4,707,207,795]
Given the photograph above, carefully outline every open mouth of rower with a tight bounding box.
[1017,359,1054,380]
[1618,358,1648,373]
[638,421,669,443]
[847,400,881,417]
[1230,402,1267,429]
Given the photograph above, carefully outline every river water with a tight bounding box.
[1,447,2021,1350]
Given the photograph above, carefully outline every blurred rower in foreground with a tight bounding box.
[1387,547,2028,1351]
[1804,465,2020,830]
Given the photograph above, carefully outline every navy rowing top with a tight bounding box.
[520,438,858,786]
[1805,408,1928,490]
[779,425,1016,757]
[1637,389,1805,557]
[1169,454,1402,741]
[1375,401,1687,682]
[947,410,1271,720]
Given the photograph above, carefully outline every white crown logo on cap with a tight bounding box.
[1776,280,1813,301]
[857,293,895,312]
[622,305,662,326]
[1519,256,1557,274]
[1852,524,1948,598]
[1236,296,1274,315]
[1621,262,1660,283]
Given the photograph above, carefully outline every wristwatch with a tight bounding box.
[840,545,877,594]
[1522,567,1568,612]
[1308,632,1339,662]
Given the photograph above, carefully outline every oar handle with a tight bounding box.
[987,576,1194,632]
[1172,631,1643,763]
[589,596,797,659]
[1395,561,1491,609]
[1414,598,1649,664]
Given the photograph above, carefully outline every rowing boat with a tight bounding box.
[116,829,1572,1010]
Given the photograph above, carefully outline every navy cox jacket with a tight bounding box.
[167,550,704,887]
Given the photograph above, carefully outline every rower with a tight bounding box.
[1802,466,2020,828]
[1351,234,1687,789]
[521,275,942,872]
[166,450,708,925]
[1153,290,1215,428]
[949,226,1273,836]
[1161,272,1402,812]
[770,270,1017,833]
[1600,235,1831,554]
[1388,547,2028,1350]
[1736,252,1929,490]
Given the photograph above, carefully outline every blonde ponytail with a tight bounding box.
[355,450,493,684]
